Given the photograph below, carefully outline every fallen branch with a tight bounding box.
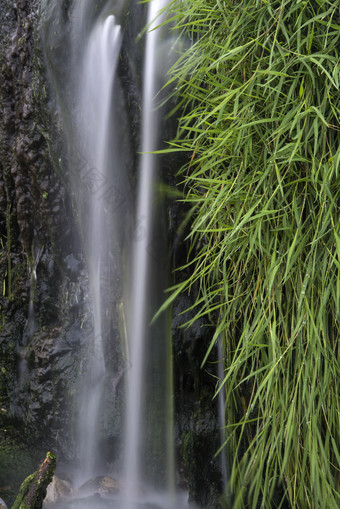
[11,452,56,509]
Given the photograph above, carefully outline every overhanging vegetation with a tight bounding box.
[162,1,340,507]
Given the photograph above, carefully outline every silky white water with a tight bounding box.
[72,10,121,484]
[42,1,196,507]
[122,0,175,507]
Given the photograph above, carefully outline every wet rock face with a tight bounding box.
[0,0,83,458]
[0,0,71,259]
[172,295,223,508]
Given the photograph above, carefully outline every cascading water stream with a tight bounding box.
[22,243,43,345]
[123,0,173,506]
[71,9,121,484]
[18,244,43,394]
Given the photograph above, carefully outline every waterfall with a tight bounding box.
[42,1,196,507]
[22,243,43,346]
[70,6,122,484]
[122,0,175,506]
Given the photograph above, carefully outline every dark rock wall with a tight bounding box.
[0,0,69,259]
[0,0,85,460]
[169,208,223,507]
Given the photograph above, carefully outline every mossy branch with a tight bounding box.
[11,452,56,509]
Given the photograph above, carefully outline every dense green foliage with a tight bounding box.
[161,1,340,507]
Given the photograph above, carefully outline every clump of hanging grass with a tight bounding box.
[159,0,340,507]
